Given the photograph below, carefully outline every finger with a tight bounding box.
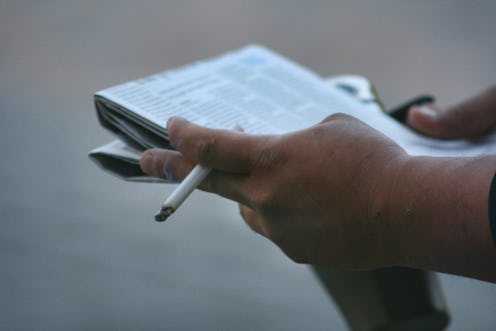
[140,149,194,182]
[199,170,251,204]
[406,86,496,139]
[238,204,267,237]
[141,148,253,205]
[167,117,268,172]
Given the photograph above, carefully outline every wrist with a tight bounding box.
[386,155,454,269]
[365,151,412,267]
[382,154,423,267]
[386,154,496,280]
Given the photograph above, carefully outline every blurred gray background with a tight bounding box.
[1,1,495,330]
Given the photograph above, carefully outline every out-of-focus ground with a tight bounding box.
[1,1,495,330]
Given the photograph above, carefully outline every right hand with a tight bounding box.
[406,85,496,139]
[140,115,409,268]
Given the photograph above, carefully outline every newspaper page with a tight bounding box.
[95,45,496,158]
[96,45,376,135]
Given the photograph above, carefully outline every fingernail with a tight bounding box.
[417,106,439,118]
[140,152,155,174]
[167,116,177,128]
[167,116,187,128]
[167,117,186,150]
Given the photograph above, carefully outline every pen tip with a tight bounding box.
[155,207,174,222]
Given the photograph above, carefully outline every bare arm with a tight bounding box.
[389,154,496,281]
[140,87,496,282]
[398,85,496,281]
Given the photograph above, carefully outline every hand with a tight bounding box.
[140,107,496,282]
[140,114,409,268]
[406,85,496,139]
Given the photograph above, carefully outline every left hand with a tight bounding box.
[406,85,496,139]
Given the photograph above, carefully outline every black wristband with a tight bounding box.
[489,172,496,248]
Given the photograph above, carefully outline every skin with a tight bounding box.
[140,86,496,283]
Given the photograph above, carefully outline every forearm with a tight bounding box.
[390,155,496,282]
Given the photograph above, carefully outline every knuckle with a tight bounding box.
[247,183,286,219]
[249,189,275,210]
[238,205,266,236]
[195,136,216,164]
[152,155,166,177]
[253,139,287,171]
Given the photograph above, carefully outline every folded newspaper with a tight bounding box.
[90,45,496,182]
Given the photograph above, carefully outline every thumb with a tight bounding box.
[406,86,496,139]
